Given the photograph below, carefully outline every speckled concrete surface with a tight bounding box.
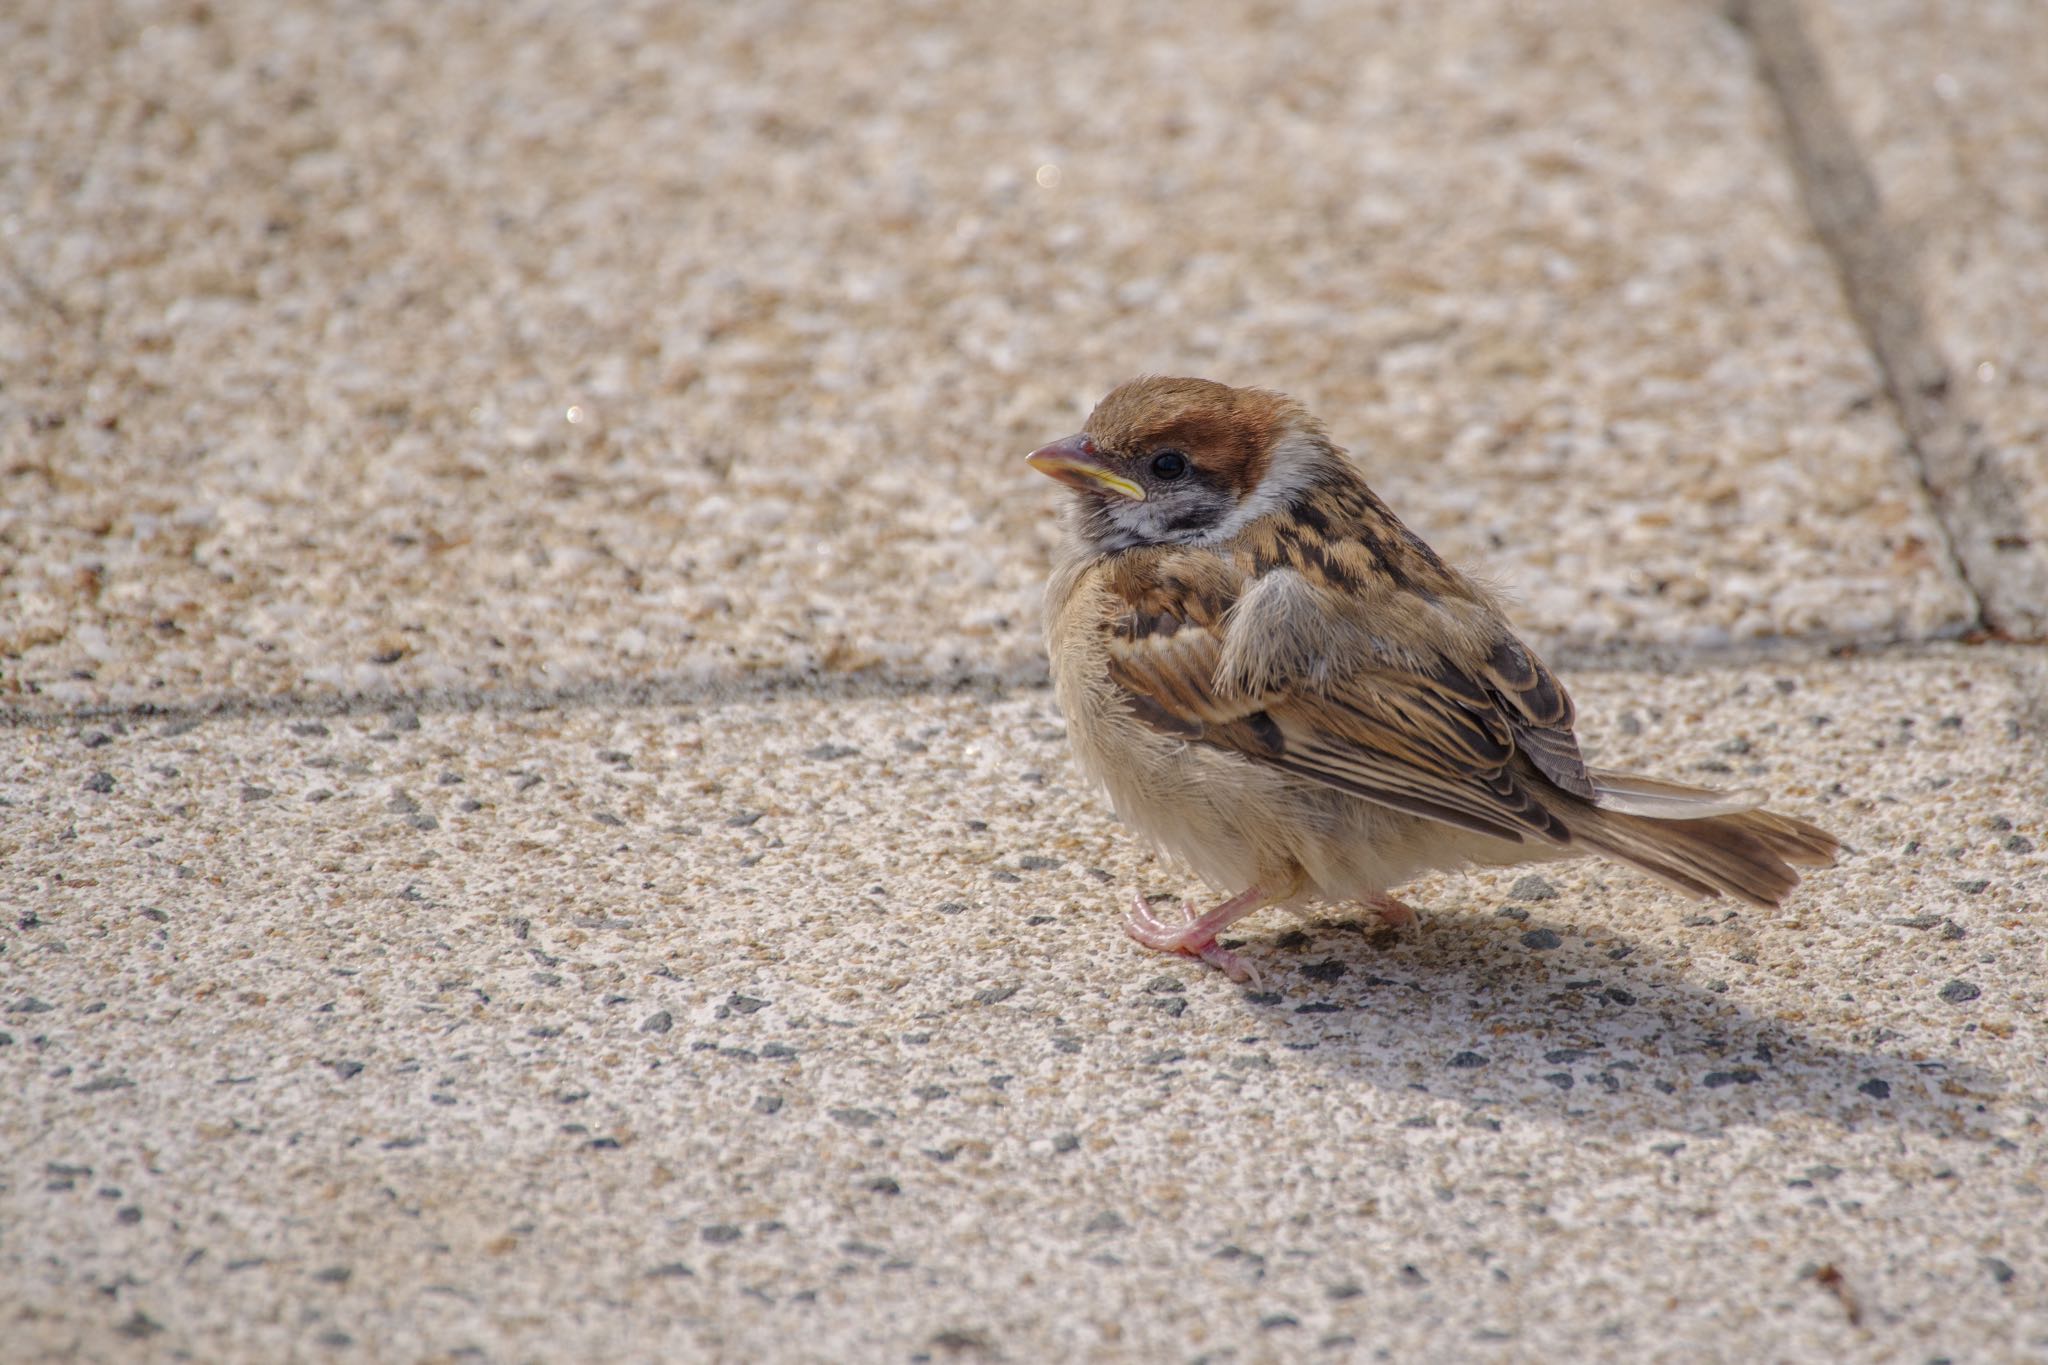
[5,0,2046,1362]
[4,653,2046,1362]
[1802,0,2048,634]
[0,0,1976,714]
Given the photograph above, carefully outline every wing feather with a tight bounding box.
[1099,583,1575,846]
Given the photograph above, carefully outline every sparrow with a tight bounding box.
[1028,376,1838,983]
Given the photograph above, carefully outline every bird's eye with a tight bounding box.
[1150,450,1189,480]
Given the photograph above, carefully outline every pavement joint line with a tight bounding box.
[1,634,2037,732]
[1729,0,2048,638]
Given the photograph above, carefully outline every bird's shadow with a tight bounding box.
[1205,905,2013,1141]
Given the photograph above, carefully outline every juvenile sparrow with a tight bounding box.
[1029,376,1837,983]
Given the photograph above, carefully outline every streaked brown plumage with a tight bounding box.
[1030,376,1837,982]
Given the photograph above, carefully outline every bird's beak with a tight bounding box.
[1025,435,1145,501]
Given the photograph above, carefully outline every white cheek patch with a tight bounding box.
[1184,428,1328,545]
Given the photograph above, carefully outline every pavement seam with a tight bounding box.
[1728,0,2048,639]
[2,636,2040,731]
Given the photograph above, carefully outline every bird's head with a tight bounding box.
[1026,376,1334,551]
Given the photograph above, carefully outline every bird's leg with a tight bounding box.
[1364,891,1420,929]
[1125,885,1270,985]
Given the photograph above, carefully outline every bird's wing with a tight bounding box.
[1096,553,1591,844]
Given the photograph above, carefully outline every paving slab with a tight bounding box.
[1781,0,2048,635]
[4,648,2044,1362]
[0,0,1975,715]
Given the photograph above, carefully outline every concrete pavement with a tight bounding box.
[4,1,2045,1360]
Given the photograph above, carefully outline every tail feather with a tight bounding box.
[1588,768,1764,819]
[1569,792,1839,910]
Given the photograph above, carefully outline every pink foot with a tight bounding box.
[1364,891,1421,929]
[1124,887,1269,987]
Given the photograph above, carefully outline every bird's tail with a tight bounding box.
[1567,769,1839,908]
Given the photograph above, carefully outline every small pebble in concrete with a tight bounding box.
[640,1011,673,1034]
[84,771,115,793]
[804,743,859,760]
[1510,875,1558,901]
[1939,979,1981,1004]
[117,1313,163,1339]
[1521,929,1562,950]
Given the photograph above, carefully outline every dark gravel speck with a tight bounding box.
[1448,1051,1489,1069]
[1084,1211,1128,1234]
[313,1266,352,1284]
[1939,979,1981,1004]
[2004,836,2035,854]
[727,994,770,1014]
[726,810,763,828]
[1520,929,1562,950]
[975,983,1021,1005]
[1702,1069,1761,1088]
[829,1107,881,1128]
[701,1224,742,1244]
[329,1060,365,1079]
[1300,959,1347,983]
[805,743,860,761]
[84,771,115,793]
[640,1011,673,1034]
[117,1313,163,1340]
[648,1262,695,1278]
[240,785,273,802]
[1982,1257,2015,1285]
[1859,1078,1892,1099]
[1016,854,1063,871]
[1510,875,1558,901]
